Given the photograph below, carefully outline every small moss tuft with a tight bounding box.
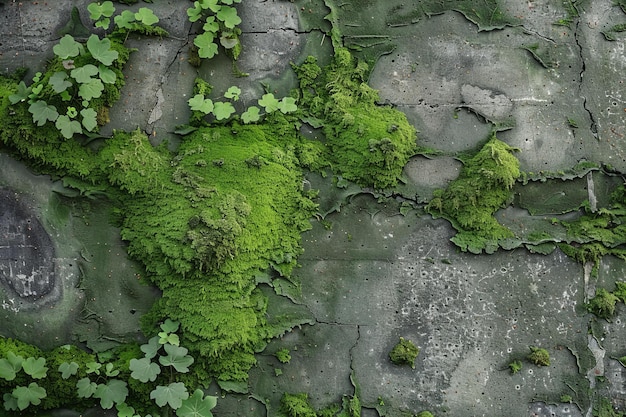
[389,337,419,369]
[528,346,550,366]
[587,287,619,319]
[275,348,291,364]
[508,359,522,374]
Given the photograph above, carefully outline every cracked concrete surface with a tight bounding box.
[3,0,626,416]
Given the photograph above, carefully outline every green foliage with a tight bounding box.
[22,357,48,379]
[275,348,291,364]
[53,34,83,59]
[280,392,317,417]
[177,389,217,417]
[159,344,194,373]
[87,1,116,30]
[58,362,79,379]
[150,382,189,409]
[389,337,419,369]
[187,0,242,62]
[508,360,522,374]
[426,133,520,253]
[11,382,47,410]
[528,346,550,366]
[587,288,619,319]
[293,49,417,189]
[0,352,23,381]
[94,379,128,409]
[416,412,435,417]
[129,358,161,383]
[86,35,119,66]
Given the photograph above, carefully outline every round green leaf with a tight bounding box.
[194,32,218,59]
[216,6,241,29]
[78,78,105,101]
[80,108,98,132]
[241,106,260,124]
[212,101,235,120]
[28,100,59,126]
[135,7,159,25]
[86,35,119,66]
[48,71,72,93]
[53,35,81,59]
[71,64,99,84]
[150,383,189,409]
[224,86,241,101]
[76,377,97,398]
[129,357,161,383]
[58,362,79,379]
[114,10,136,29]
[12,382,46,410]
[56,115,83,139]
[258,93,280,113]
[94,379,128,409]
[176,389,217,417]
[278,97,298,113]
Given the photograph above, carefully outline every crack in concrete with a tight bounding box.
[574,19,598,140]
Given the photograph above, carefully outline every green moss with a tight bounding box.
[508,359,522,374]
[280,393,317,417]
[275,348,291,364]
[416,412,435,417]
[293,49,417,189]
[426,133,520,253]
[587,288,619,319]
[389,337,419,369]
[528,346,550,366]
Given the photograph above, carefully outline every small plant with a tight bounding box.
[528,346,550,366]
[416,411,435,417]
[560,394,572,403]
[389,337,419,369]
[275,348,291,364]
[587,287,619,319]
[508,359,522,374]
[187,0,243,60]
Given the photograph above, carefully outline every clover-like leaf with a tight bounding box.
[3,393,18,411]
[114,10,136,29]
[140,336,161,360]
[130,358,161,383]
[199,0,220,12]
[158,332,180,346]
[12,382,46,411]
[66,106,78,118]
[135,7,159,25]
[86,361,102,375]
[160,319,180,334]
[29,100,59,126]
[56,114,83,139]
[278,96,298,113]
[212,101,235,120]
[224,86,241,101]
[159,344,194,373]
[241,106,261,124]
[58,362,79,379]
[104,362,120,377]
[71,64,99,84]
[150,383,189,409]
[188,94,214,114]
[220,32,239,49]
[186,3,203,23]
[53,35,82,59]
[49,71,73,93]
[216,6,241,29]
[202,16,219,33]
[258,93,280,113]
[94,379,128,409]
[87,1,115,21]
[78,78,104,101]
[176,389,217,417]
[8,81,31,104]
[194,32,218,59]
[80,108,98,132]
[76,377,97,398]
[0,352,23,381]
[95,18,111,30]
[98,65,117,84]
[116,402,137,417]
[86,35,119,66]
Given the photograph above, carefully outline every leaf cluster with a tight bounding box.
[188,0,243,60]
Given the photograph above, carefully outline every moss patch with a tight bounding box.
[426,132,520,253]
[294,48,417,189]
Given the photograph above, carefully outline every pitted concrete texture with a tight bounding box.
[0,188,55,300]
